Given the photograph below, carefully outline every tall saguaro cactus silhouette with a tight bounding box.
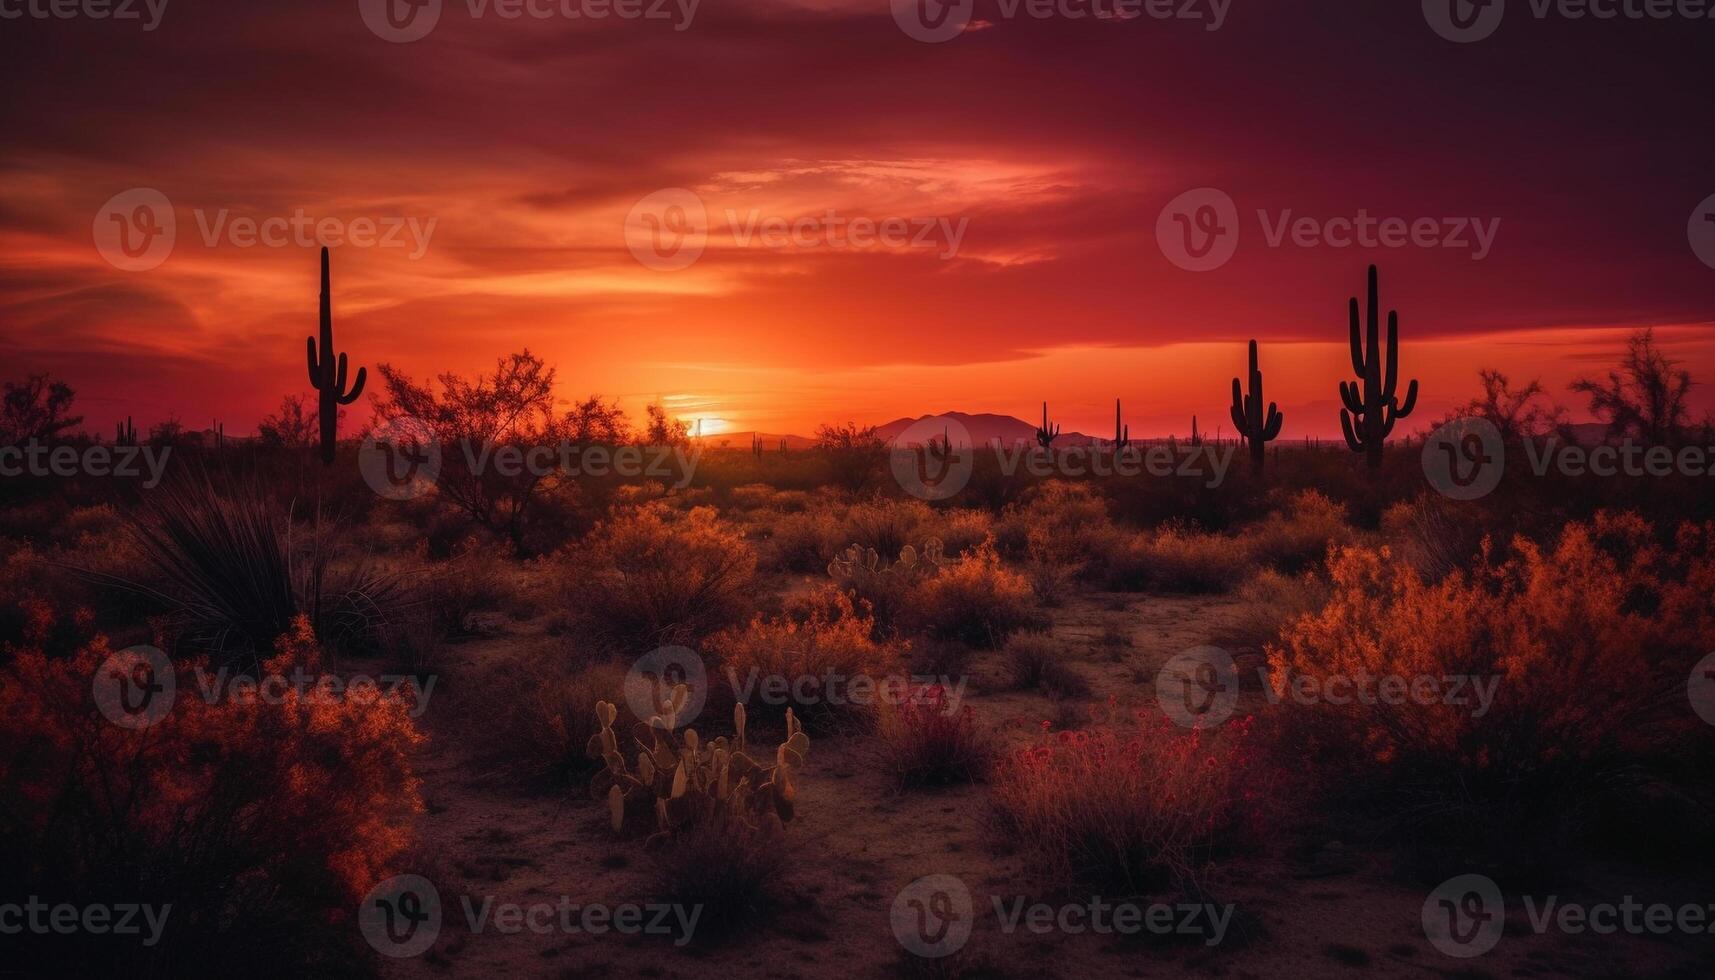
[1035,402,1060,449]
[1112,398,1130,452]
[306,247,366,466]
[1230,339,1283,472]
[1339,265,1418,469]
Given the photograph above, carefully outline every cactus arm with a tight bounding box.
[1383,311,1401,400]
[1394,378,1418,418]
[338,366,367,405]
[334,352,348,395]
[1340,409,1363,452]
[1263,403,1283,439]
[1348,297,1366,376]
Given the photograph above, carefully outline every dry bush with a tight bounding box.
[991,714,1265,891]
[1213,568,1330,655]
[843,498,933,556]
[1267,513,1715,857]
[907,539,1040,648]
[0,615,422,976]
[873,684,993,787]
[1381,493,1489,581]
[709,586,903,732]
[1004,632,1091,698]
[1139,523,1253,593]
[647,820,791,942]
[471,659,628,788]
[1241,489,1353,573]
[560,503,756,654]
[763,509,842,573]
[928,507,995,558]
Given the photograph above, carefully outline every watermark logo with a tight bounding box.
[359,415,442,500]
[891,416,975,501]
[92,645,176,730]
[1155,645,1238,728]
[0,0,169,30]
[892,874,974,958]
[625,188,708,271]
[0,898,172,947]
[1423,874,1505,957]
[359,0,442,42]
[1423,417,1505,500]
[1157,188,1239,272]
[1424,0,1504,42]
[1690,194,1715,270]
[1690,652,1715,727]
[0,441,172,488]
[94,188,175,272]
[624,645,707,727]
[891,0,974,42]
[360,874,442,958]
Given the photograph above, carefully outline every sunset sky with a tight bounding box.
[2,0,1712,440]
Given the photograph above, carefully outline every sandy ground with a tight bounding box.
[376,592,1715,980]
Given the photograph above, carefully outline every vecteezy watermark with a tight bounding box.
[94,189,437,270]
[0,898,172,948]
[1156,189,1500,271]
[1690,193,1715,270]
[1422,418,1506,501]
[889,875,1233,958]
[91,646,434,730]
[723,669,972,712]
[889,433,1237,502]
[623,645,708,727]
[0,441,171,489]
[624,188,969,270]
[1425,0,1715,43]
[357,415,701,501]
[359,875,700,956]
[1690,652,1715,726]
[1264,668,1500,717]
[1424,874,1715,958]
[359,0,700,42]
[890,0,1230,43]
[0,0,168,30]
[1424,418,1715,500]
[1155,646,1240,727]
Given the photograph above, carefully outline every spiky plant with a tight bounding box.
[306,247,366,466]
[1339,265,1418,468]
[1035,402,1061,449]
[1230,340,1283,473]
[1112,399,1130,452]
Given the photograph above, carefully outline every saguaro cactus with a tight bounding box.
[1035,402,1060,449]
[1230,339,1283,472]
[927,425,953,464]
[116,416,137,446]
[306,247,366,466]
[1112,399,1130,451]
[1339,265,1418,469]
[1190,415,1202,447]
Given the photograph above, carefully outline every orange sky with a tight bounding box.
[2,2,1711,439]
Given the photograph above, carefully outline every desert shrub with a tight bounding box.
[647,820,791,942]
[1267,513,1715,860]
[560,503,756,654]
[907,539,1039,648]
[1380,492,1490,581]
[0,615,422,977]
[1004,632,1091,698]
[471,659,627,787]
[1241,489,1352,573]
[421,539,515,637]
[710,587,903,732]
[1213,569,1330,655]
[1023,525,1080,606]
[994,481,1122,568]
[874,684,992,787]
[990,714,1264,891]
[763,509,843,573]
[843,498,933,556]
[928,506,994,558]
[825,538,951,637]
[1139,523,1252,593]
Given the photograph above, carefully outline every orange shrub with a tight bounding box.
[907,538,1039,648]
[0,613,423,976]
[561,503,757,654]
[1267,513,1715,847]
[991,714,1265,891]
[710,586,903,730]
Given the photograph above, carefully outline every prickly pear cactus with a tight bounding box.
[828,538,950,584]
[586,695,810,846]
